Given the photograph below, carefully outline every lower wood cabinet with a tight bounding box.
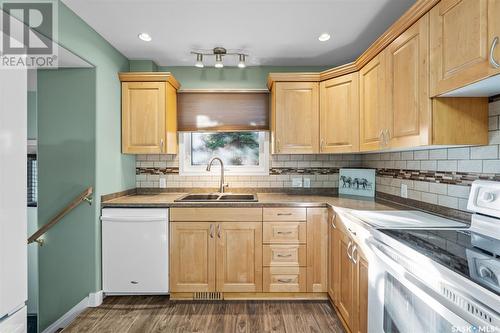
[170,221,262,293]
[170,207,329,297]
[263,267,306,292]
[169,222,215,292]
[216,222,262,292]
[330,213,369,333]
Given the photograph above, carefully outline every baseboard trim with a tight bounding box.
[88,290,104,307]
[42,291,104,333]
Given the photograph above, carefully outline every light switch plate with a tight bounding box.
[292,177,303,188]
[303,178,311,188]
[401,184,408,198]
[159,178,167,188]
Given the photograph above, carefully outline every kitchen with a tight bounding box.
[0,0,499,332]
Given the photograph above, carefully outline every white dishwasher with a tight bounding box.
[101,208,169,294]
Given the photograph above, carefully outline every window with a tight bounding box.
[179,131,269,175]
[27,154,37,207]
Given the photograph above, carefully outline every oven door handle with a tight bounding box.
[367,237,500,331]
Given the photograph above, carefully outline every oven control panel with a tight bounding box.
[467,180,500,218]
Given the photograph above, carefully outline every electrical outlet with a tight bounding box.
[401,184,408,198]
[292,177,303,188]
[303,178,311,188]
[159,178,167,188]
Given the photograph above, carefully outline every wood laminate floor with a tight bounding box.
[63,296,346,333]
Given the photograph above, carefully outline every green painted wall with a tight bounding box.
[129,60,158,72]
[37,68,96,330]
[27,91,37,139]
[36,2,135,331]
[157,66,328,89]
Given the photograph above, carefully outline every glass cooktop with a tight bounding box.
[380,228,500,296]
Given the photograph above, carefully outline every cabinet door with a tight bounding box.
[359,51,387,151]
[327,212,336,301]
[354,249,369,333]
[430,0,500,96]
[216,222,262,292]
[274,82,319,154]
[386,14,431,149]
[306,208,328,292]
[333,229,355,330]
[170,222,215,292]
[122,81,165,154]
[320,73,360,153]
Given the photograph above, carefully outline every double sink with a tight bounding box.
[175,193,258,202]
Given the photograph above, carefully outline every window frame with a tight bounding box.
[179,131,270,176]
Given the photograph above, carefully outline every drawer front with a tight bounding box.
[170,207,262,222]
[263,244,306,267]
[263,208,306,221]
[263,222,306,244]
[263,267,306,292]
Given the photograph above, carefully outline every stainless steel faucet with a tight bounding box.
[206,157,228,193]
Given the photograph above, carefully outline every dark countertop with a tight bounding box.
[101,192,406,211]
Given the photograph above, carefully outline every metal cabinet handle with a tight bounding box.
[278,278,293,283]
[490,36,500,69]
[320,139,325,152]
[209,224,214,238]
[276,253,292,258]
[276,139,281,153]
[160,138,164,152]
[385,129,391,145]
[217,224,221,238]
[347,227,357,236]
[130,281,139,284]
[379,130,384,144]
[277,213,292,216]
[277,231,292,235]
[331,214,337,229]
[347,241,353,260]
[351,245,358,265]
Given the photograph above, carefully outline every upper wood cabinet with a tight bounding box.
[430,0,500,96]
[271,82,319,154]
[120,72,179,154]
[320,73,360,153]
[386,13,431,149]
[359,50,387,152]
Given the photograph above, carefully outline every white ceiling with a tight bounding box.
[62,0,416,67]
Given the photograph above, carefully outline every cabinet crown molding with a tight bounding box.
[119,72,181,90]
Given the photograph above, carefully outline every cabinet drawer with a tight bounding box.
[263,244,306,267]
[263,208,306,221]
[170,208,262,222]
[263,267,306,292]
[263,222,306,244]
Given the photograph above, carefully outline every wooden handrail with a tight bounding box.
[28,187,93,245]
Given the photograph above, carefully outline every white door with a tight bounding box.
[0,69,28,324]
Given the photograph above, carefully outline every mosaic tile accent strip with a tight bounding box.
[136,166,340,176]
[376,168,500,185]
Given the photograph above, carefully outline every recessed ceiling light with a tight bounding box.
[318,33,331,42]
[138,33,152,42]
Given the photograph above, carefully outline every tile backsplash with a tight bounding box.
[136,98,500,213]
[136,154,362,189]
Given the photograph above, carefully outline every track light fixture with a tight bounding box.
[191,47,248,69]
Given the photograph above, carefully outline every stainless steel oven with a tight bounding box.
[368,237,500,333]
